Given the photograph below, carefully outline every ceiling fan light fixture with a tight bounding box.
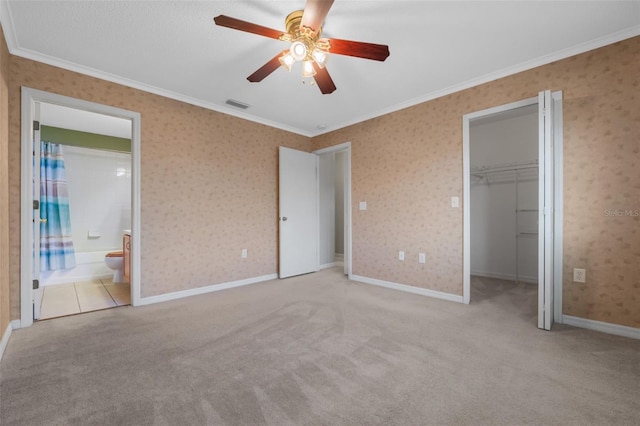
[214,2,389,95]
[290,41,308,61]
[301,60,317,78]
[312,48,328,69]
[279,52,296,71]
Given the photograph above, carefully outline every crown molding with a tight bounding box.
[314,24,640,137]
[2,0,638,139]
[0,1,313,137]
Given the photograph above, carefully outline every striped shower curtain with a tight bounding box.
[40,141,76,271]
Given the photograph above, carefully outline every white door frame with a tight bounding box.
[313,142,353,277]
[462,94,563,324]
[20,87,142,327]
[32,102,43,319]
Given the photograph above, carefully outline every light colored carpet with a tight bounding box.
[1,268,639,425]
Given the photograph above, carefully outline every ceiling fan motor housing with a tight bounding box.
[282,10,323,61]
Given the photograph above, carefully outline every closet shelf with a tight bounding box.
[472,160,538,185]
[471,159,538,177]
[472,158,539,284]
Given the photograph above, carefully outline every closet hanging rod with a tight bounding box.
[471,160,538,176]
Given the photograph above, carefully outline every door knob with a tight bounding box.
[39,218,47,223]
[281,217,287,221]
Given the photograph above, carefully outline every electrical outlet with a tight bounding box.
[398,251,405,261]
[241,249,248,258]
[419,253,426,264]
[573,268,586,283]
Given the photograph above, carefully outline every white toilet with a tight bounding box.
[104,251,125,283]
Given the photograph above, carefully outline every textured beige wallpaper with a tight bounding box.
[312,37,639,329]
[5,35,638,330]
[7,56,310,315]
[0,28,10,333]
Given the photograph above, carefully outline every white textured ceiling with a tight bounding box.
[2,1,639,136]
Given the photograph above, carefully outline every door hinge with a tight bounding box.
[33,120,40,131]
[33,199,39,209]
[32,279,39,290]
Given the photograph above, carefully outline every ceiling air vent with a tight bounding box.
[225,99,250,110]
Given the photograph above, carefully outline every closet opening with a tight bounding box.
[462,90,563,330]
[463,91,563,330]
[469,104,539,322]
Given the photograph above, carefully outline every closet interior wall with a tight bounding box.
[470,105,539,284]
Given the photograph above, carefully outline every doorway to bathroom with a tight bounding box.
[20,88,141,327]
[38,104,132,319]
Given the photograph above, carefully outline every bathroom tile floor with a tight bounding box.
[39,279,131,320]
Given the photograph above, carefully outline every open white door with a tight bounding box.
[279,147,319,278]
[538,90,555,330]
[32,103,43,320]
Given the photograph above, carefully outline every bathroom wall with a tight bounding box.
[63,145,131,253]
[311,37,640,329]
[42,125,131,152]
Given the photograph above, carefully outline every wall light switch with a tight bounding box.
[241,249,248,258]
[451,196,459,208]
[398,251,405,261]
[419,253,426,264]
[359,201,367,211]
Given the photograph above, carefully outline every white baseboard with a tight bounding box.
[351,275,464,304]
[562,315,640,340]
[138,273,278,306]
[320,262,336,270]
[471,270,537,284]
[0,321,15,362]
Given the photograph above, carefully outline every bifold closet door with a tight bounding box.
[538,89,555,331]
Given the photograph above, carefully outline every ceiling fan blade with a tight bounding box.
[214,15,285,40]
[300,0,335,33]
[323,38,390,62]
[313,63,337,94]
[247,51,288,83]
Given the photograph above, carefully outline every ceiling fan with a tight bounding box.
[214,0,390,94]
